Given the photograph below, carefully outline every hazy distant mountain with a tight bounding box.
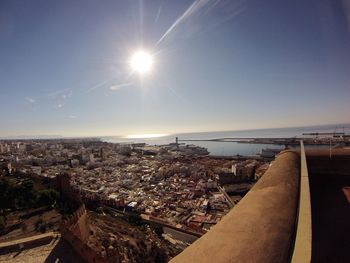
[0,135,63,140]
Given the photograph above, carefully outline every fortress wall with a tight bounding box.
[60,205,113,263]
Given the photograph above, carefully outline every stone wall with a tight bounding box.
[60,205,113,263]
[56,172,82,203]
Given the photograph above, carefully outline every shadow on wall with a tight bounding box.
[307,149,350,263]
[44,239,85,263]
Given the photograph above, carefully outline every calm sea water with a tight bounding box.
[102,124,350,156]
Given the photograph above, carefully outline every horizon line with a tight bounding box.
[1,122,350,140]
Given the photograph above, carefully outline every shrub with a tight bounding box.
[0,216,6,231]
[35,218,47,233]
[37,189,60,207]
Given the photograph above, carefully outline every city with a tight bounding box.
[0,139,271,261]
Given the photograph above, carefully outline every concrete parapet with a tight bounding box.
[171,151,300,263]
[291,141,312,263]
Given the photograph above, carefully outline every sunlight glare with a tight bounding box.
[126,133,168,139]
[129,50,154,75]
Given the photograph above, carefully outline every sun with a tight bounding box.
[129,50,154,75]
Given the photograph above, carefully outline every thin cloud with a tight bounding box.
[109,83,133,91]
[156,0,246,47]
[61,90,72,100]
[154,4,162,23]
[156,0,211,46]
[48,89,72,100]
[87,78,115,92]
[47,89,73,110]
[25,97,35,104]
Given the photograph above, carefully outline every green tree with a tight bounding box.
[0,178,13,211]
[128,213,142,225]
[22,179,34,192]
[35,218,47,233]
[37,189,60,207]
[0,216,6,231]
[153,225,164,237]
[18,179,36,207]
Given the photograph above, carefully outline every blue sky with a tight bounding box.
[0,0,349,137]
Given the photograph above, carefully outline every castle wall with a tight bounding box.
[60,205,113,263]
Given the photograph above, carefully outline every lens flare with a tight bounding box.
[129,51,154,75]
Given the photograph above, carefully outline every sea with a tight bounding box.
[102,124,350,156]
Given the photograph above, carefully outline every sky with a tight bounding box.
[0,0,349,137]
